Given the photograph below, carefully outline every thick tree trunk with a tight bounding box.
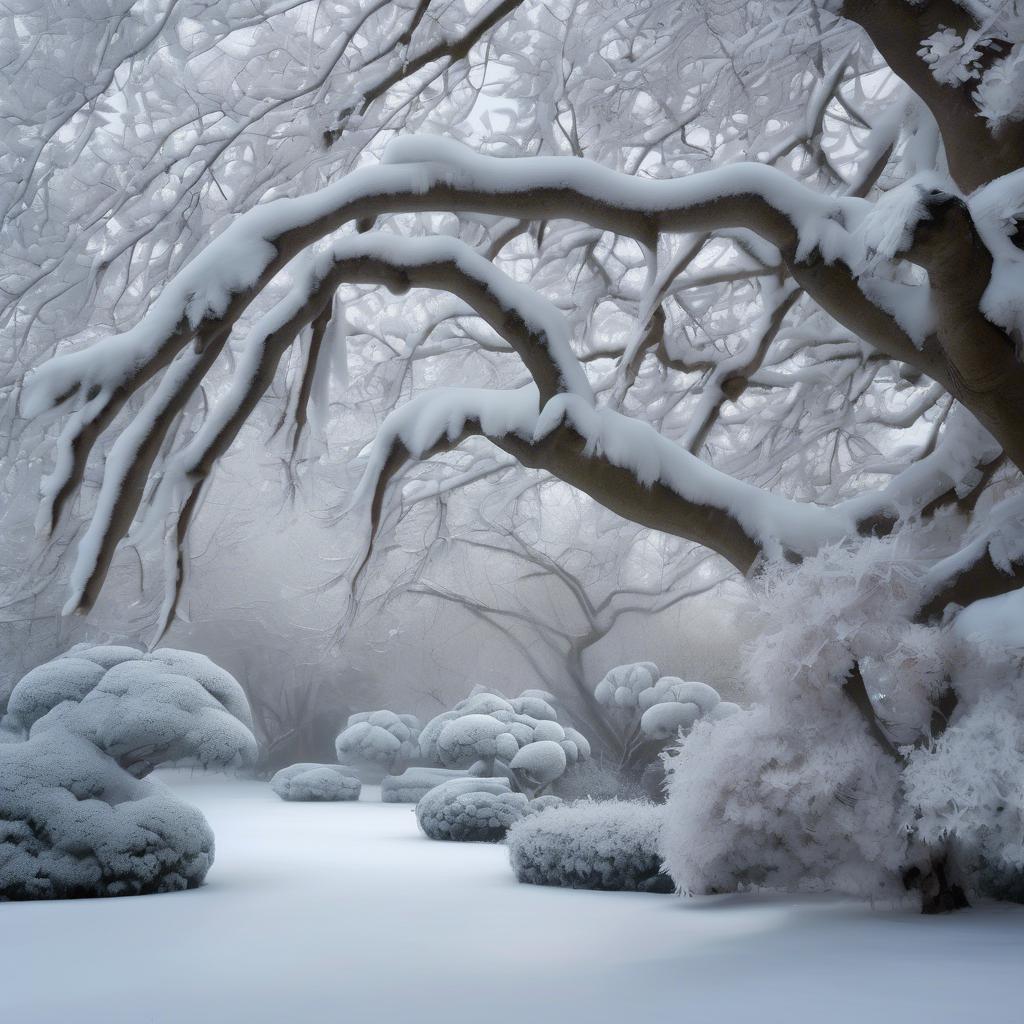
[905,855,970,915]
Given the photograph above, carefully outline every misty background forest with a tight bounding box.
[1,0,1023,1020]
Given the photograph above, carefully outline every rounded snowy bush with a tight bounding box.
[417,685,591,796]
[508,799,672,893]
[271,763,361,802]
[416,777,529,842]
[381,766,468,803]
[0,645,256,900]
[3,644,257,774]
[334,710,421,782]
[0,730,215,900]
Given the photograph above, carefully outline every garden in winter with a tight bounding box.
[3,0,1024,1021]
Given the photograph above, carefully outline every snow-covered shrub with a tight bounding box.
[0,731,215,900]
[381,766,468,803]
[900,590,1024,901]
[334,709,421,782]
[593,662,738,777]
[0,646,257,900]
[2,644,257,776]
[508,799,671,893]
[554,759,646,802]
[416,777,530,842]
[271,763,361,801]
[661,540,942,900]
[418,686,590,796]
[4,644,255,738]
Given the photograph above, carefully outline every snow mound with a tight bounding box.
[416,778,529,842]
[381,767,469,803]
[0,730,214,900]
[508,800,671,893]
[270,763,361,802]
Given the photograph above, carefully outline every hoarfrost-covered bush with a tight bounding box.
[554,759,647,802]
[418,685,590,795]
[0,731,215,900]
[900,590,1024,901]
[416,777,530,842]
[381,766,469,803]
[271,763,361,802]
[334,710,421,782]
[0,646,256,900]
[663,705,906,897]
[662,537,998,902]
[508,800,671,893]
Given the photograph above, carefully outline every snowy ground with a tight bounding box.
[3,772,1022,1023]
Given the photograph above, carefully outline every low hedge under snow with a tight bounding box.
[271,763,361,801]
[507,799,672,893]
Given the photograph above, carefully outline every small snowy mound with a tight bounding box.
[416,777,529,842]
[508,800,671,893]
[0,730,214,900]
[271,763,362,802]
[381,767,468,803]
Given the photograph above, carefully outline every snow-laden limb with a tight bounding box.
[415,776,530,842]
[22,136,944,444]
[22,140,839,424]
[271,763,361,802]
[508,799,672,893]
[49,232,589,618]
[335,710,421,782]
[2,646,257,777]
[381,767,470,804]
[350,381,872,577]
[19,139,1024,620]
[0,731,215,901]
[918,491,1024,621]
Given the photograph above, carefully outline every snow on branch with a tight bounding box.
[46,233,590,619]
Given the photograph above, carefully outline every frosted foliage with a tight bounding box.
[663,706,907,897]
[904,694,1024,898]
[335,710,421,779]
[662,542,930,896]
[663,535,1024,898]
[0,731,214,900]
[508,800,671,893]
[415,778,530,842]
[271,764,361,802]
[381,767,469,804]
